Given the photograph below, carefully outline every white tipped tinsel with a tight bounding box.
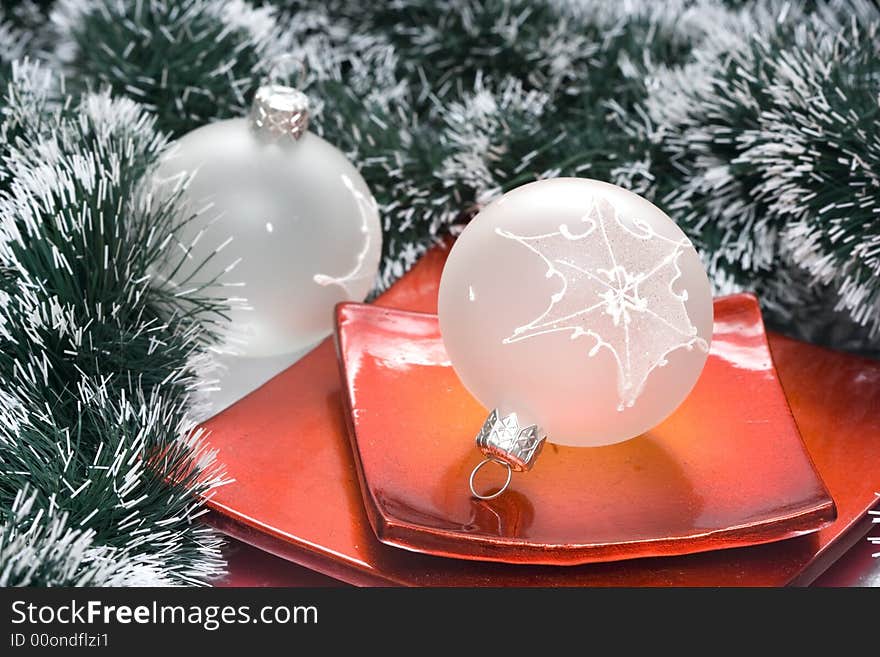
[0,62,231,586]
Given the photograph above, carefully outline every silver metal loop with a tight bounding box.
[469,457,513,500]
[266,53,308,88]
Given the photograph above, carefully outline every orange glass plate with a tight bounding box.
[335,297,835,565]
[202,244,880,585]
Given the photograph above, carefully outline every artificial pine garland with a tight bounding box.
[0,0,878,585]
[0,62,229,585]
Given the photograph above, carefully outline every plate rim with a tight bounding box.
[334,297,837,566]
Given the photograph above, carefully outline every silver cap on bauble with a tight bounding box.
[250,84,310,140]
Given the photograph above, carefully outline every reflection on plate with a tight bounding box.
[335,296,835,565]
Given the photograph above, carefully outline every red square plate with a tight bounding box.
[203,244,880,585]
[335,297,836,565]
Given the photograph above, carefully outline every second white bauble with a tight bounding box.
[154,85,382,358]
[438,178,713,447]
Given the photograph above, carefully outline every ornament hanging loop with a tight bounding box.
[467,409,546,499]
[250,54,311,141]
[469,458,512,500]
[265,52,309,89]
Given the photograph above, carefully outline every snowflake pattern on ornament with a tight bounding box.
[497,195,709,410]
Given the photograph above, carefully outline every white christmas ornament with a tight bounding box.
[154,84,382,360]
[438,178,713,496]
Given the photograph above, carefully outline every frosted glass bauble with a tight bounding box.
[438,178,713,447]
[154,117,382,357]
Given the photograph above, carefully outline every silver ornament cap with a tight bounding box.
[469,409,546,500]
[250,83,310,140]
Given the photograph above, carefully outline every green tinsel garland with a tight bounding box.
[0,0,878,585]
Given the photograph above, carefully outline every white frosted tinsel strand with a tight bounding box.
[51,0,287,134]
[620,0,880,342]
[0,63,231,586]
[0,487,174,587]
[751,21,880,335]
[0,17,28,67]
[440,75,550,207]
[870,494,879,562]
